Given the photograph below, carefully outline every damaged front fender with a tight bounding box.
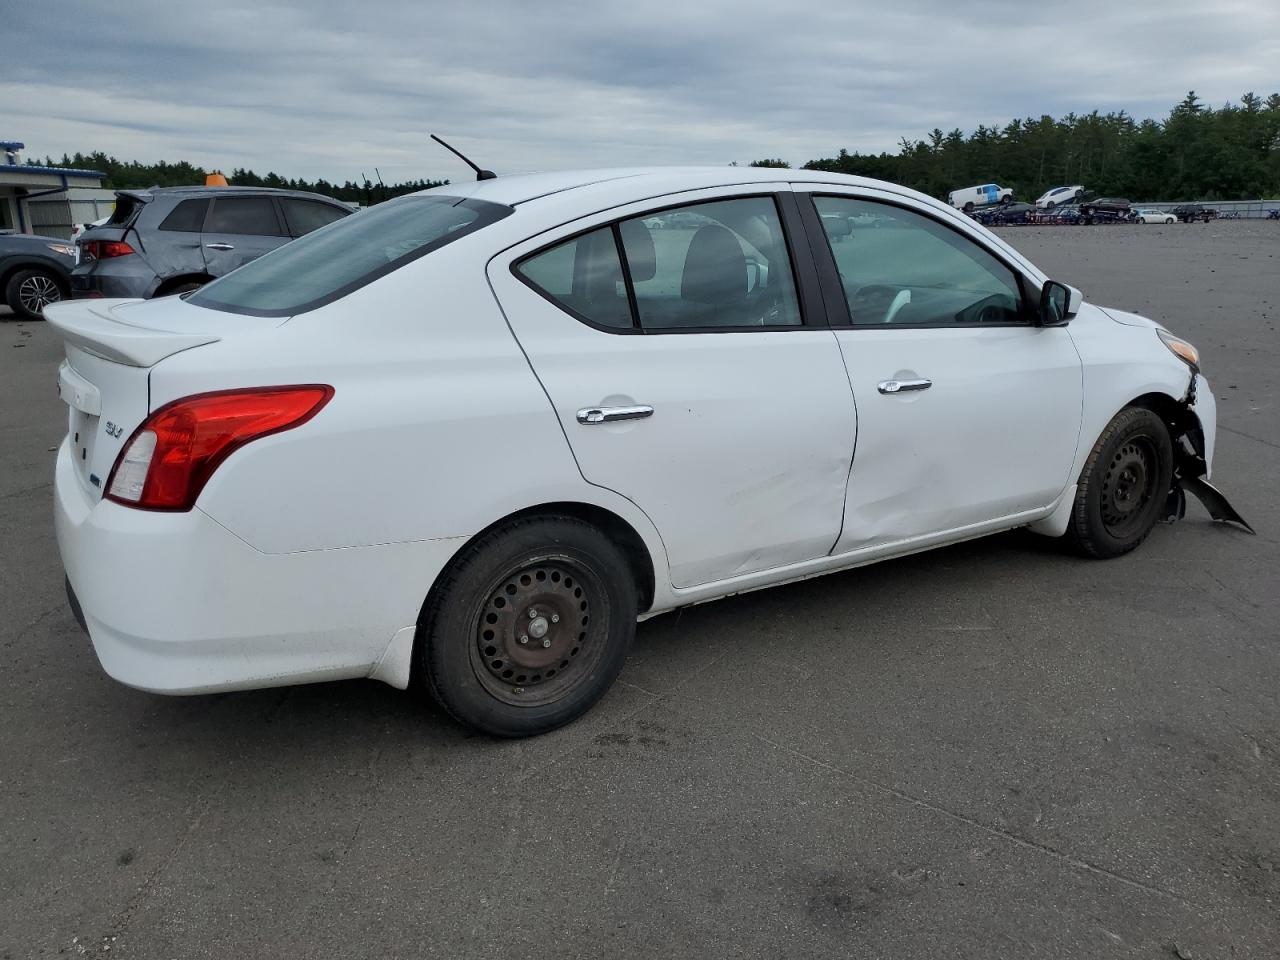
[1162,369,1255,534]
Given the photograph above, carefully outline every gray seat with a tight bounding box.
[677,224,748,327]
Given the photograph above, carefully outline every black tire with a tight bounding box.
[5,267,65,320]
[1064,407,1173,559]
[963,202,974,212]
[418,516,637,737]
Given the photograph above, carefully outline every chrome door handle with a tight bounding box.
[204,242,235,251]
[878,378,932,394]
[576,405,654,425]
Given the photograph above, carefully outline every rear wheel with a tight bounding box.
[418,516,637,737]
[1064,407,1173,558]
[5,268,65,320]
[162,280,205,297]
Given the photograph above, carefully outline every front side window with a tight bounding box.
[205,196,286,236]
[812,196,1025,326]
[190,195,513,316]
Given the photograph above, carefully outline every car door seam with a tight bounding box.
[482,263,675,574]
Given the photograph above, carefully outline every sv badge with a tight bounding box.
[104,421,124,439]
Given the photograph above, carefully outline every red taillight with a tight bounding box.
[105,386,334,511]
[80,240,135,262]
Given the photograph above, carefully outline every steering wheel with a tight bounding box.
[958,293,1016,325]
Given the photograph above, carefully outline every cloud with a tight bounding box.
[5,0,1279,184]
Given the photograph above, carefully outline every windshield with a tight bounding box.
[189,194,513,317]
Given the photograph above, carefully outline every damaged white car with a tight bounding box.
[48,166,1250,737]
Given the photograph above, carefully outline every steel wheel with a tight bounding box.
[469,557,608,707]
[1099,437,1158,538]
[419,515,637,737]
[18,273,62,314]
[1066,407,1173,559]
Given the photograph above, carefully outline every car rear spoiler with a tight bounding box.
[43,298,220,368]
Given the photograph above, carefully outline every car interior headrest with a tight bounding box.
[681,224,746,305]
[619,219,656,282]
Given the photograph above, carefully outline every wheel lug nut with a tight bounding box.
[519,635,529,644]
[542,639,551,648]
[528,609,537,619]
[550,614,559,623]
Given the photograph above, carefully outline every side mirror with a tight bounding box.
[1038,280,1081,326]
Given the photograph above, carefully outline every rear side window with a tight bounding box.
[515,196,804,333]
[158,198,209,232]
[189,195,513,317]
[281,198,349,237]
[516,227,632,330]
[205,196,286,236]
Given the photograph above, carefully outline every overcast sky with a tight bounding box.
[6,1,1279,185]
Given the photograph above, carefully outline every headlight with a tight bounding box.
[1158,329,1200,367]
[45,243,75,257]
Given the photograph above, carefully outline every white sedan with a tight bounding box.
[1135,208,1177,224]
[47,167,1250,737]
[1036,185,1085,209]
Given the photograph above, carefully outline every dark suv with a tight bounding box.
[1,232,76,320]
[1171,204,1214,223]
[71,186,352,300]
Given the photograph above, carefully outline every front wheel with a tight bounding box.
[5,268,65,320]
[418,516,637,737]
[1064,407,1173,558]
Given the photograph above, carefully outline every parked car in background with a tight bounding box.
[1035,185,1084,209]
[71,186,353,300]
[947,183,1014,211]
[1079,197,1132,217]
[1135,208,1177,224]
[974,202,1037,225]
[1,232,75,320]
[1171,204,1213,223]
[47,166,1245,737]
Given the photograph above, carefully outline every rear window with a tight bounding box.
[281,198,349,236]
[158,198,209,232]
[189,195,513,317]
[107,195,143,225]
[206,196,286,236]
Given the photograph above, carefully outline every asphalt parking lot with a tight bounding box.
[2,221,1278,959]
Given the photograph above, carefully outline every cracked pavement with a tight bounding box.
[1,221,1277,958]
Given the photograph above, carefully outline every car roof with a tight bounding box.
[119,185,347,204]
[422,166,916,207]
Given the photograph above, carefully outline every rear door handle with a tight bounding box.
[878,378,932,394]
[204,242,235,251]
[576,405,654,424]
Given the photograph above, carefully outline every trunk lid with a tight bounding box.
[45,296,274,501]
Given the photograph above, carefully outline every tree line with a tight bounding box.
[758,92,1280,202]
[36,91,1280,205]
[33,150,446,205]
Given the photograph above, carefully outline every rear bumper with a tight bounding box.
[54,440,465,694]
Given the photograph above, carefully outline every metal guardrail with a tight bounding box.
[1140,199,1280,219]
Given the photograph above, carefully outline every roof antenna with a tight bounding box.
[430,134,496,181]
